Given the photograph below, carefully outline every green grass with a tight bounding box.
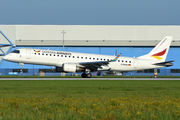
[0,80,180,119]
[0,80,180,98]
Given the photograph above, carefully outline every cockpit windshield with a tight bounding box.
[11,50,20,54]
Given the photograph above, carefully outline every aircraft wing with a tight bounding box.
[78,53,122,71]
[79,61,109,66]
[78,61,109,71]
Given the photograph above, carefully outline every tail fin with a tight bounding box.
[138,36,173,62]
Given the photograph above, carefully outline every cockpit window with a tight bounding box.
[11,50,20,54]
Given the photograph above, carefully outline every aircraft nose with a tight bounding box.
[3,55,8,60]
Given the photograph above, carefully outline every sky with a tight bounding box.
[0,0,180,25]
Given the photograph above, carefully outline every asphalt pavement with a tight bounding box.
[0,78,180,80]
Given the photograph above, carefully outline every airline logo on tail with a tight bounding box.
[151,49,167,60]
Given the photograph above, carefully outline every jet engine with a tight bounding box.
[56,63,84,73]
[63,63,77,72]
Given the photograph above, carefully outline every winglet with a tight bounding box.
[110,53,121,62]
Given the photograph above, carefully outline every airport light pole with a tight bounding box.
[61,30,66,51]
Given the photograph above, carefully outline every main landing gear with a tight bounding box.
[81,72,92,78]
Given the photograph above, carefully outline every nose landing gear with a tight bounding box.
[19,63,24,73]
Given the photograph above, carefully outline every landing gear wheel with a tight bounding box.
[97,72,101,76]
[81,73,87,78]
[87,73,92,78]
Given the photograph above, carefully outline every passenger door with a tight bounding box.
[26,49,31,59]
[133,58,138,68]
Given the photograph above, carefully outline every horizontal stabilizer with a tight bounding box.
[153,60,175,67]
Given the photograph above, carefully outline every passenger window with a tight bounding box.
[73,56,75,58]
[126,61,127,63]
[34,53,36,55]
[65,56,67,57]
[118,60,120,62]
[104,59,106,61]
[46,54,48,56]
[38,53,40,55]
[57,55,59,57]
[61,55,63,57]
[50,54,52,56]
[77,56,79,58]
[69,56,71,58]
[129,61,131,63]
[97,58,99,60]
[122,60,124,62]
[93,58,95,60]
[54,54,56,56]
[81,57,83,59]
[89,57,91,59]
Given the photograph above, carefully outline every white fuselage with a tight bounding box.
[3,48,164,72]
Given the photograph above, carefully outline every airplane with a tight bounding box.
[3,36,174,78]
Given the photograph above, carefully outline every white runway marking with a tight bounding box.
[0,78,180,80]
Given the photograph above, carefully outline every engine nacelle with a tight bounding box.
[56,63,84,72]
[63,63,77,72]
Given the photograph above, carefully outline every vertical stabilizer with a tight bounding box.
[138,36,173,62]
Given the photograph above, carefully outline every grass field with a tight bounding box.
[0,80,180,119]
